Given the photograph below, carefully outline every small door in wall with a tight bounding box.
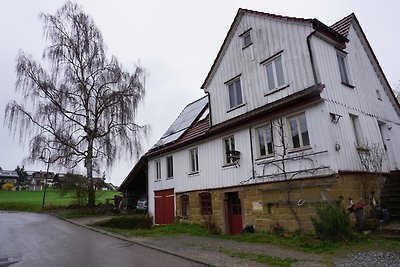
[227,192,243,234]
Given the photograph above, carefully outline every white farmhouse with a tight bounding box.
[120,9,400,233]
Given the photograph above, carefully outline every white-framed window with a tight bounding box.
[265,55,285,91]
[337,52,350,84]
[256,122,274,158]
[350,114,364,148]
[155,159,161,180]
[227,78,243,109]
[242,31,252,48]
[223,136,235,165]
[166,156,173,179]
[189,147,199,173]
[288,113,310,150]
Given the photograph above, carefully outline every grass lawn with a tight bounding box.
[0,189,119,212]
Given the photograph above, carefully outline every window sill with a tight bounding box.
[288,145,312,154]
[341,82,355,89]
[188,171,199,177]
[264,84,290,96]
[222,163,237,169]
[227,103,246,113]
[255,154,274,162]
[166,177,174,180]
[155,179,161,182]
[242,43,252,50]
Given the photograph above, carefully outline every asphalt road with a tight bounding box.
[0,212,205,267]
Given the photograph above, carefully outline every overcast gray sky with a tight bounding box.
[1,0,399,186]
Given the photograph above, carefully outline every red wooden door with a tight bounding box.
[227,192,243,234]
[154,189,175,224]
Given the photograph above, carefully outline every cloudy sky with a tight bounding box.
[1,0,399,186]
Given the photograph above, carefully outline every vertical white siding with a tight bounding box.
[205,14,315,126]
[312,25,400,172]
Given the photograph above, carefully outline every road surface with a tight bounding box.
[0,212,205,267]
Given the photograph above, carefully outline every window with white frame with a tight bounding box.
[223,136,236,165]
[265,55,285,91]
[242,31,252,48]
[189,147,199,173]
[256,122,274,157]
[166,156,173,178]
[337,52,350,84]
[227,78,243,109]
[155,159,161,180]
[350,114,364,148]
[288,113,310,150]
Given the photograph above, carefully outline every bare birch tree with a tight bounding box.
[4,1,147,207]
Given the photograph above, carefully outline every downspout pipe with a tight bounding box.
[306,29,318,85]
[205,91,213,128]
[249,127,255,181]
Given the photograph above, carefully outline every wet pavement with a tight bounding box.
[0,212,205,267]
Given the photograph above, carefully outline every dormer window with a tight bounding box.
[239,28,252,49]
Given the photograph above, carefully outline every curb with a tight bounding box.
[55,215,212,266]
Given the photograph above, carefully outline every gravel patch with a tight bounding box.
[335,251,400,267]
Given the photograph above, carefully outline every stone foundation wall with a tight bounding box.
[176,173,385,233]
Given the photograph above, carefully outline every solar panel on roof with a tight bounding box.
[152,96,208,149]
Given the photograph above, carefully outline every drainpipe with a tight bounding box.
[306,28,318,85]
[249,127,255,181]
[206,92,213,127]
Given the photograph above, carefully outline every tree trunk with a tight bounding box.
[86,139,95,208]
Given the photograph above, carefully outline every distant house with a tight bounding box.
[92,178,115,191]
[121,9,400,233]
[27,171,55,191]
[0,170,19,186]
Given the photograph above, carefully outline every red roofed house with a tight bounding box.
[120,9,400,233]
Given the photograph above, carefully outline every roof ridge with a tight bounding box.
[238,8,313,23]
[183,95,208,109]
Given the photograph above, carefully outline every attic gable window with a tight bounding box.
[226,77,243,109]
[239,28,252,49]
[337,51,354,87]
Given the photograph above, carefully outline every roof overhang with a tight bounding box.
[147,83,324,158]
[119,156,147,192]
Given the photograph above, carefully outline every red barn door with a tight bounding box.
[154,189,175,224]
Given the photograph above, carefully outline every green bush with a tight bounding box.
[311,201,353,242]
[93,215,153,229]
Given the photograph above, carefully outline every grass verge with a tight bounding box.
[95,222,400,255]
[97,222,212,238]
[218,247,297,267]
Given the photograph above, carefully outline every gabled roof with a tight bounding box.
[331,13,400,115]
[330,13,355,37]
[201,8,347,90]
